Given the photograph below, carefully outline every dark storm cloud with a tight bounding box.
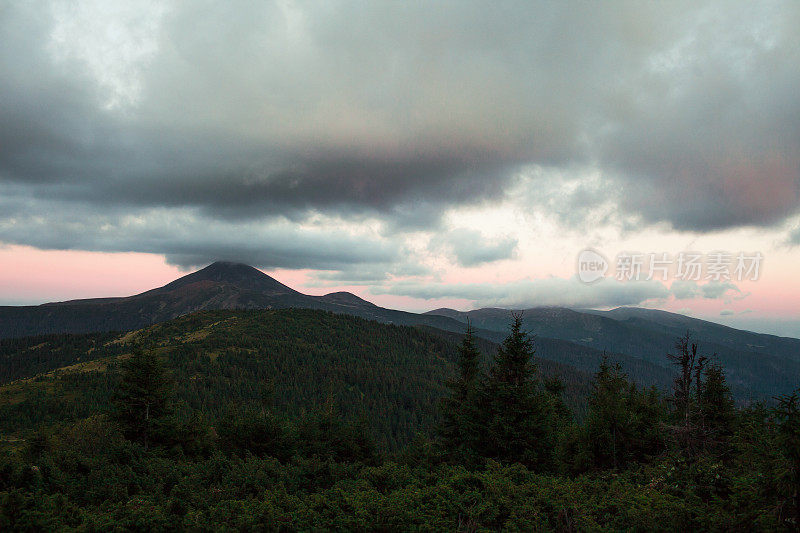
[1,0,799,267]
[0,194,400,270]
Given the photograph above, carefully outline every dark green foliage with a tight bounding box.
[0,311,797,530]
[0,309,466,449]
[112,349,174,450]
[574,359,665,471]
[698,363,736,450]
[775,390,800,526]
[295,401,376,463]
[437,323,483,463]
[217,406,293,460]
[0,331,124,384]
[476,314,560,469]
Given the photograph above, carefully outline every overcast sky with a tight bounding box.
[1,0,799,335]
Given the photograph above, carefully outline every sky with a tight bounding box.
[1,1,800,336]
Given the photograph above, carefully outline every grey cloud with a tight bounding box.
[592,3,800,231]
[0,3,521,242]
[670,280,701,300]
[670,280,741,300]
[309,261,433,287]
[701,281,740,299]
[376,275,742,309]
[788,222,800,245]
[0,193,399,270]
[311,268,391,285]
[374,277,672,309]
[430,228,518,267]
[1,0,798,264]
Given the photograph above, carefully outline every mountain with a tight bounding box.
[145,260,300,296]
[424,306,800,399]
[587,306,800,362]
[0,261,475,339]
[1,262,663,397]
[0,308,594,449]
[2,261,797,400]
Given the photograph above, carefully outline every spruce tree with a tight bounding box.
[774,390,800,525]
[668,333,698,428]
[586,358,630,470]
[699,363,735,449]
[585,358,665,470]
[479,313,555,469]
[112,349,173,450]
[438,322,483,462]
[455,322,482,389]
[668,333,706,455]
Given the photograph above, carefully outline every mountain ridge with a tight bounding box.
[0,262,495,342]
[424,305,800,399]
[2,261,797,400]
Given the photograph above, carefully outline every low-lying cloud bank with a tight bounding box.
[371,276,740,310]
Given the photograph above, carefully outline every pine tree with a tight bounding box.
[585,358,665,470]
[774,390,800,525]
[668,333,698,427]
[698,363,735,450]
[667,333,706,455]
[479,313,556,469]
[438,322,483,462]
[112,349,173,450]
[586,358,630,470]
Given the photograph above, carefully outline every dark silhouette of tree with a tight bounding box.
[438,321,484,463]
[587,358,629,470]
[775,390,800,527]
[584,358,665,470]
[669,333,698,426]
[667,333,707,456]
[112,349,173,450]
[479,313,556,469]
[698,362,735,451]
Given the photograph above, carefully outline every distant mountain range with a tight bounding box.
[1,261,797,399]
[0,261,474,339]
[425,306,800,399]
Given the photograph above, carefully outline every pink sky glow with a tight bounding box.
[2,246,798,332]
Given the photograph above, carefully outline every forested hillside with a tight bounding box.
[428,306,800,400]
[1,308,798,530]
[3,261,796,403]
[0,309,592,449]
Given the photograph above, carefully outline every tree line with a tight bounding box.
[0,309,798,530]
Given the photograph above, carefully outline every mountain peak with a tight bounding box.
[317,291,377,308]
[154,261,298,295]
[199,261,266,279]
